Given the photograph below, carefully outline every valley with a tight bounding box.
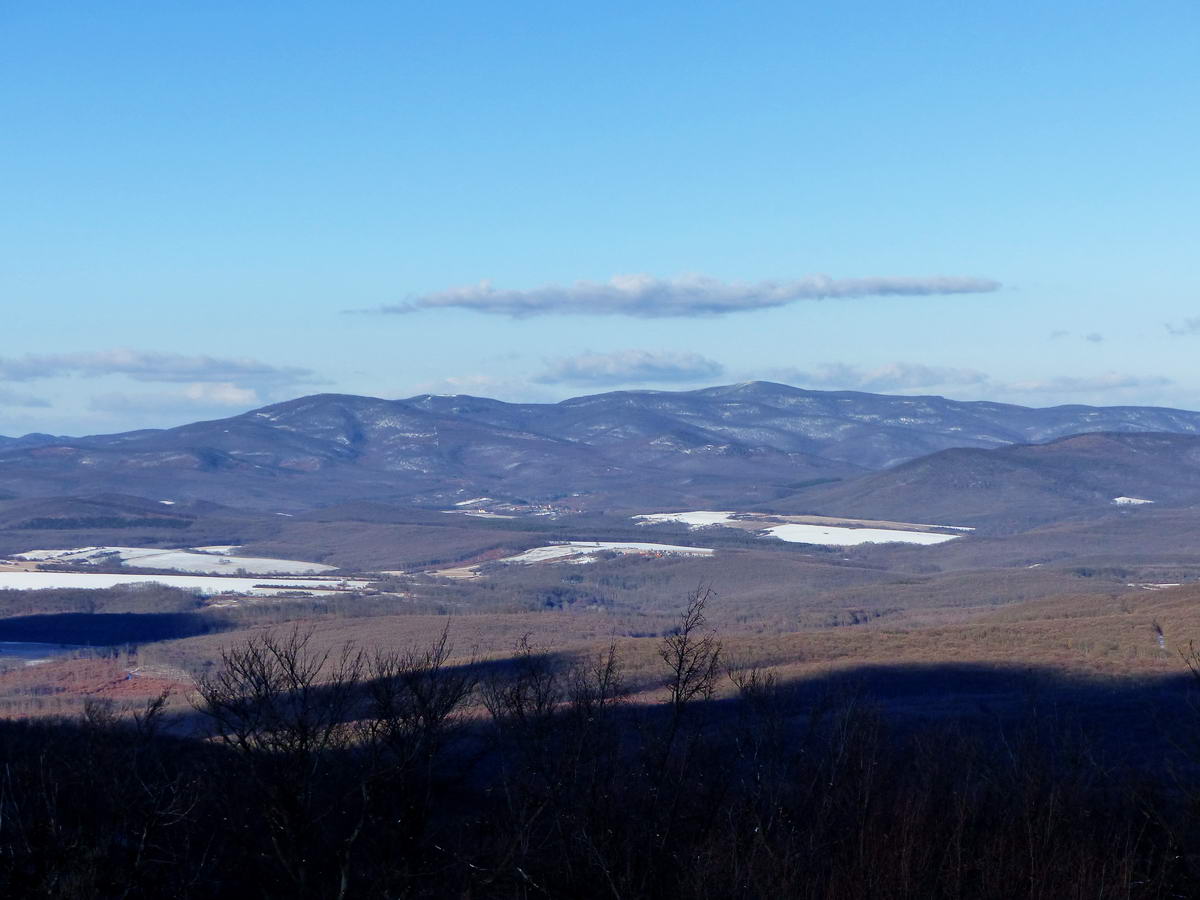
[2,383,1199,724]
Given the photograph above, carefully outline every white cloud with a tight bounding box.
[406,374,553,402]
[1003,373,1173,394]
[1166,317,1200,336]
[767,362,990,393]
[534,349,725,385]
[0,388,51,408]
[89,383,261,414]
[0,349,317,387]
[359,272,1001,318]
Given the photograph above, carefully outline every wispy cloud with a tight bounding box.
[406,374,553,402]
[0,388,52,409]
[767,362,990,393]
[357,273,1001,318]
[1004,373,1173,394]
[759,362,1179,405]
[534,350,724,385]
[1048,330,1104,343]
[0,350,318,387]
[89,383,260,415]
[1166,317,1200,336]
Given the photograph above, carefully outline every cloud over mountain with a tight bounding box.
[768,362,990,393]
[89,383,261,415]
[1005,373,1174,394]
[534,350,725,385]
[362,273,1001,318]
[0,389,51,409]
[0,350,317,387]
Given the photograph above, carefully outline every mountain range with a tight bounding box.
[2,382,1200,522]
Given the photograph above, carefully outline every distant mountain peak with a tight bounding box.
[3,384,1200,513]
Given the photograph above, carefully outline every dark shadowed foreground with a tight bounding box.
[3,597,1200,899]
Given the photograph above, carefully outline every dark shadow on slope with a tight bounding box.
[0,612,232,645]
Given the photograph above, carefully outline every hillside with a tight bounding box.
[781,432,1200,531]
[2,382,1200,511]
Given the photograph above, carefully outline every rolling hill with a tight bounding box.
[2,382,1200,513]
[782,432,1200,531]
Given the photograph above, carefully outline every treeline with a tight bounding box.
[0,592,1197,898]
[0,584,205,618]
[10,516,192,530]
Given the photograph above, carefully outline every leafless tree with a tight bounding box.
[660,585,722,722]
[194,627,367,899]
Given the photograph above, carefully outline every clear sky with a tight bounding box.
[2,1,1198,435]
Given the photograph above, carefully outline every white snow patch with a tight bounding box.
[14,546,334,576]
[454,497,493,507]
[633,511,739,527]
[0,571,368,596]
[636,510,973,534]
[499,541,714,565]
[1113,496,1155,505]
[764,524,960,547]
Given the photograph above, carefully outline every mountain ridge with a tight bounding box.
[3,382,1200,513]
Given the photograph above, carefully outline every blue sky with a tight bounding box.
[2,1,1198,434]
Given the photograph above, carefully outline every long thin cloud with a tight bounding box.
[89,382,260,414]
[359,273,1001,318]
[768,362,990,393]
[534,349,724,385]
[1166,317,1200,336]
[0,388,52,408]
[1004,373,1173,394]
[0,350,318,387]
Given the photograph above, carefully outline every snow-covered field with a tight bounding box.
[15,546,335,575]
[633,511,739,527]
[634,510,966,547]
[763,523,959,546]
[1113,496,1154,505]
[500,541,715,565]
[0,571,368,596]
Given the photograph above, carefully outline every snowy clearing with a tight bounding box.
[0,571,369,596]
[432,540,715,577]
[634,510,967,546]
[633,511,739,527]
[500,541,715,565]
[14,546,335,575]
[764,524,960,546]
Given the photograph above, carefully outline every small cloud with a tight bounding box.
[1004,373,1173,394]
[1048,330,1105,343]
[1166,317,1200,336]
[767,362,990,393]
[89,382,260,414]
[356,272,1002,319]
[0,388,51,409]
[406,374,549,402]
[0,350,318,387]
[533,350,725,386]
